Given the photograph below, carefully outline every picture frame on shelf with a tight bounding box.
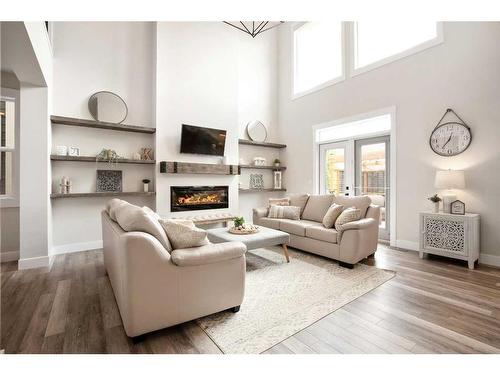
[96,170,123,192]
[450,200,465,215]
[273,171,282,189]
[68,146,80,156]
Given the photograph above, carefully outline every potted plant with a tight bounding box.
[427,194,442,213]
[233,216,245,229]
[142,179,151,193]
[274,158,281,167]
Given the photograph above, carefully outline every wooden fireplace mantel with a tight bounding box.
[160,161,240,175]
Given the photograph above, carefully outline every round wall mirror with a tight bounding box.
[88,91,128,124]
[246,120,267,142]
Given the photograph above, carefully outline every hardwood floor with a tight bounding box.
[1,245,499,354]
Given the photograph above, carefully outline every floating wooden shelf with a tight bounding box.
[51,115,156,134]
[50,155,155,164]
[238,139,286,149]
[160,161,240,175]
[239,188,286,192]
[50,192,156,199]
[239,164,286,171]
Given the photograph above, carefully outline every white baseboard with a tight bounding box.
[51,240,103,256]
[393,239,500,268]
[394,240,418,251]
[18,255,51,270]
[479,253,500,267]
[0,250,20,263]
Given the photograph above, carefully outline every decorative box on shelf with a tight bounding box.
[419,211,480,269]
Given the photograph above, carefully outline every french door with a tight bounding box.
[319,135,390,240]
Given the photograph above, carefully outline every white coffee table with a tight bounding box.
[206,226,291,263]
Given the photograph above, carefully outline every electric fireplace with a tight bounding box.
[171,186,229,212]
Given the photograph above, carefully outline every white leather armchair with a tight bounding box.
[102,211,246,337]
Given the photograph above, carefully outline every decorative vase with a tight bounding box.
[274,162,280,167]
[433,202,439,213]
[143,183,149,192]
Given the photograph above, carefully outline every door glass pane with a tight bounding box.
[324,148,345,195]
[360,142,386,229]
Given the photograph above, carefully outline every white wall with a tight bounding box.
[53,22,155,125]
[51,22,155,252]
[278,22,500,262]
[155,22,280,221]
[236,26,282,221]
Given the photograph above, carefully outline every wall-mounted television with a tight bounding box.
[180,124,226,156]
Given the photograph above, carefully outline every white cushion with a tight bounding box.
[322,203,344,228]
[106,198,128,221]
[268,198,290,207]
[142,206,161,220]
[301,194,335,222]
[335,207,362,232]
[279,219,318,237]
[288,194,310,216]
[160,219,210,250]
[267,205,301,220]
[333,196,371,218]
[306,225,339,243]
[114,202,172,252]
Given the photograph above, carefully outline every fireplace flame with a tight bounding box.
[177,193,222,205]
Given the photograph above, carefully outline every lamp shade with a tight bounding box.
[434,170,465,189]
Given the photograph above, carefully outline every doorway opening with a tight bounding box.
[314,109,395,243]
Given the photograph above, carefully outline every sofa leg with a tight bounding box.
[339,261,354,269]
[231,306,240,313]
[131,334,147,344]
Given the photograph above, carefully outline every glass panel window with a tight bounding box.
[0,151,13,195]
[294,22,343,95]
[324,148,345,195]
[354,21,438,69]
[317,114,391,143]
[1,99,15,197]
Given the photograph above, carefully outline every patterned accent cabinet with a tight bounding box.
[419,212,480,269]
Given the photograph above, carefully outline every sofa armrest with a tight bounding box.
[253,207,269,224]
[365,205,381,223]
[339,218,376,232]
[338,217,379,264]
[171,242,247,267]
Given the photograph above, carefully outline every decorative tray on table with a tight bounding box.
[228,224,260,235]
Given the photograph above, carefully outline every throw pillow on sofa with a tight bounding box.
[160,219,210,250]
[114,202,172,252]
[268,197,290,207]
[334,207,361,232]
[267,205,301,220]
[322,203,344,228]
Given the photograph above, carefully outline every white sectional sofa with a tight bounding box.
[253,194,380,267]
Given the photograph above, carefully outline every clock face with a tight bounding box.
[430,122,471,156]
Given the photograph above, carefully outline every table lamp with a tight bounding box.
[434,169,465,213]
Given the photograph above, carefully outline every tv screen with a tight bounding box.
[180,124,226,156]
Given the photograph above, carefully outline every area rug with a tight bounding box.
[196,246,395,354]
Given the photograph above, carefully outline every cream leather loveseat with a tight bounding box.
[101,202,247,338]
[253,194,380,267]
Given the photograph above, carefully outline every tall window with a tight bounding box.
[293,22,343,96]
[353,21,441,71]
[0,98,15,197]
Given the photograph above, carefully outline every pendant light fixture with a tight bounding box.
[223,21,284,38]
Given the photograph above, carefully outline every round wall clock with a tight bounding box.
[429,109,472,157]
